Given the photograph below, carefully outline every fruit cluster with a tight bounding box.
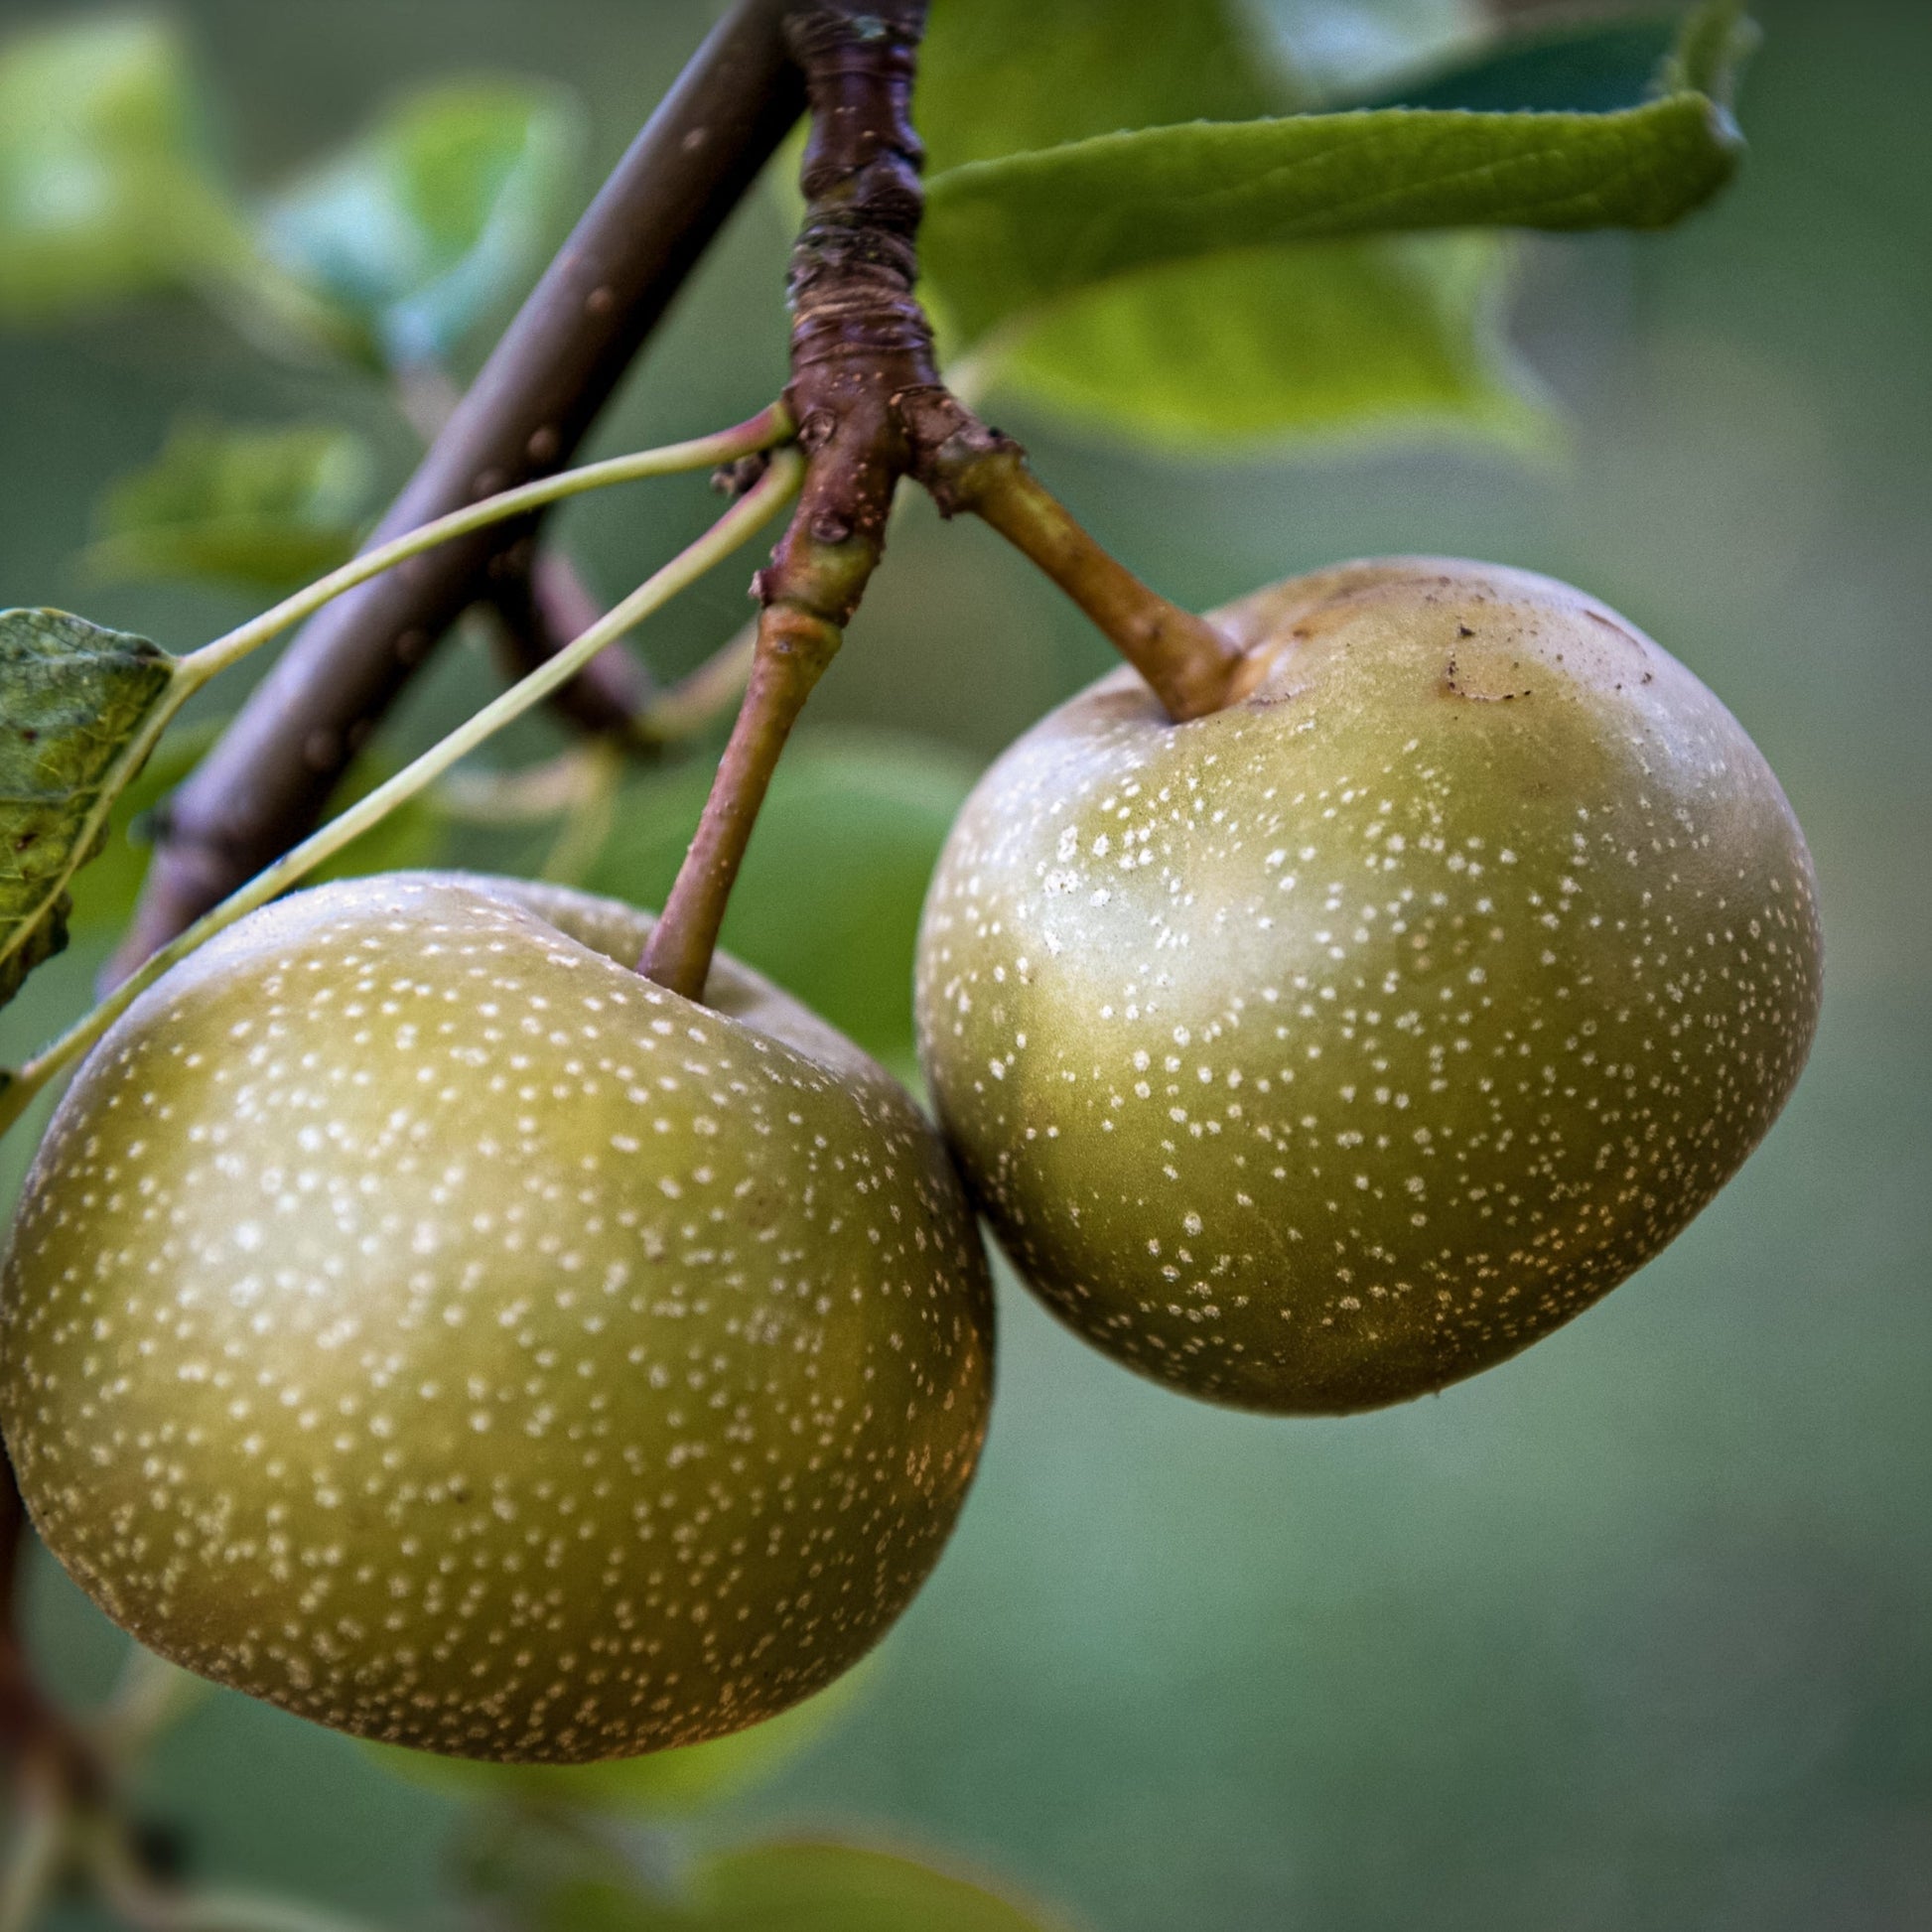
[0,560,1821,1761]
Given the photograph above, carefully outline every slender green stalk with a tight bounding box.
[0,407,792,1006]
[0,451,802,1140]
[176,403,791,691]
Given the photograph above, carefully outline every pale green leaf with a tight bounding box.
[0,13,253,318]
[84,419,375,593]
[984,233,1542,451]
[364,1663,867,1819]
[914,0,1302,176]
[574,1841,1069,1932]
[921,80,1743,351]
[258,77,584,369]
[581,735,979,1069]
[0,611,178,1008]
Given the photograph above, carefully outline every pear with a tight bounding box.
[916,559,1821,1413]
[2,873,993,1761]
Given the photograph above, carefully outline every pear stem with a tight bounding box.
[0,452,802,1142]
[638,603,842,999]
[916,435,1245,722]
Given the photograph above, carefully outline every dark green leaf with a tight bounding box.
[84,419,375,592]
[0,13,254,319]
[986,233,1542,451]
[0,611,178,1008]
[1352,18,1682,114]
[581,735,979,1070]
[365,1664,868,1818]
[258,78,584,369]
[921,74,1744,351]
[569,1841,1066,1932]
[914,0,1303,176]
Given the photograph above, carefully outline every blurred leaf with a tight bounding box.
[914,0,1301,176]
[985,232,1542,451]
[259,77,584,370]
[581,734,978,1069]
[548,1841,1067,1932]
[0,610,178,1009]
[0,12,253,319]
[1259,0,1484,98]
[921,50,1746,352]
[366,1663,867,1819]
[84,419,375,592]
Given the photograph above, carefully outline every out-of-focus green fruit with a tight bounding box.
[916,559,1821,1414]
[1,873,993,1761]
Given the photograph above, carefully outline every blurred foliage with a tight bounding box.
[530,1841,1066,1932]
[83,417,374,591]
[0,13,247,316]
[258,77,584,371]
[579,734,980,1071]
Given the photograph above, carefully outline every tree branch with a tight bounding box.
[110,0,807,983]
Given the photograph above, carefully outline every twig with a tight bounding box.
[1,453,802,1139]
[115,0,807,980]
[397,361,656,739]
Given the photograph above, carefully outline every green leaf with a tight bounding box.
[83,419,375,593]
[258,77,584,369]
[985,233,1542,451]
[0,13,254,319]
[914,0,1302,176]
[920,66,1745,352]
[365,1663,867,1819]
[580,735,979,1070]
[0,611,179,1008]
[557,1842,1067,1932]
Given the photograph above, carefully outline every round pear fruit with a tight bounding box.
[1,873,994,1761]
[916,558,1821,1414]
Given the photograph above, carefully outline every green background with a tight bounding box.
[2,2,1927,1927]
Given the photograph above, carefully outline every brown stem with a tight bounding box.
[483,544,654,741]
[637,607,840,998]
[109,0,806,986]
[910,422,1245,721]
[638,0,1253,1001]
[639,0,933,999]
